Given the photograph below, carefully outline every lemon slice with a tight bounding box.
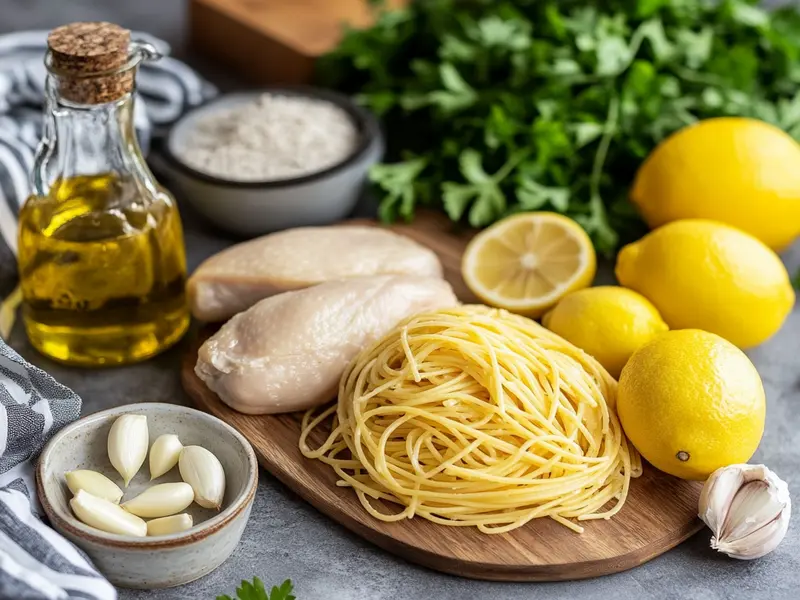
[462,213,596,317]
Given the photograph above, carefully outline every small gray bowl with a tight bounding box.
[36,403,258,589]
[161,86,384,236]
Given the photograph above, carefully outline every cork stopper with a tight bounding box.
[47,22,133,104]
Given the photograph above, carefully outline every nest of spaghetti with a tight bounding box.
[300,305,641,534]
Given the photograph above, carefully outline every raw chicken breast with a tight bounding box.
[195,275,458,414]
[187,226,443,322]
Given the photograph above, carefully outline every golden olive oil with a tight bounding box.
[17,174,189,366]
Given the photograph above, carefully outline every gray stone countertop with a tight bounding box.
[2,1,799,599]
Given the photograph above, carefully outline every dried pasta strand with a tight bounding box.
[300,305,641,534]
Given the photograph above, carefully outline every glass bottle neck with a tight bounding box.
[32,78,159,204]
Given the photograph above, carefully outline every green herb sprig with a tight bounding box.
[216,578,295,600]
[318,0,800,254]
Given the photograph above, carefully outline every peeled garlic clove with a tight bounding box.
[108,414,148,487]
[146,513,193,536]
[149,434,183,480]
[179,445,226,509]
[70,489,147,537]
[65,470,124,504]
[699,463,791,560]
[121,482,194,518]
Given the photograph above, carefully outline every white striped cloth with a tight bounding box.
[0,30,217,599]
[0,340,117,600]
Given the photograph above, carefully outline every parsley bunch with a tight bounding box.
[319,0,800,253]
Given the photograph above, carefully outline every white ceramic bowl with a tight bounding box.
[36,403,258,589]
[161,87,384,236]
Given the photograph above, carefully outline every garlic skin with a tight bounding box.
[179,445,226,509]
[146,513,193,536]
[65,470,124,504]
[70,489,147,537]
[149,434,183,480]
[699,464,791,560]
[108,414,149,487]
[121,482,194,518]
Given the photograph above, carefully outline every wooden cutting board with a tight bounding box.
[181,212,704,581]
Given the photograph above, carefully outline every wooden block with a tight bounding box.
[189,0,405,84]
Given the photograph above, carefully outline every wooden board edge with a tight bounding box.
[250,421,705,581]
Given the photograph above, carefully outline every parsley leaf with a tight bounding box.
[516,177,570,212]
[443,149,526,227]
[370,158,428,222]
[216,578,295,600]
[269,580,296,600]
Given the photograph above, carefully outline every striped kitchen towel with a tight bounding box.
[0,339,117,600]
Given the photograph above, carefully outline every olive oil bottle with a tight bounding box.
[17,22,189,366]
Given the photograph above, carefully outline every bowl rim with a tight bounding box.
[36,402,258,549]
[161,85,381,189]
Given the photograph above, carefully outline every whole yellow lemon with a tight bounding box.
[616,219,794,349]
[542,286,668,378]
[617,329,765,480]
[631,117,800,251]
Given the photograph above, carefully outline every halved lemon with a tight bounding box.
[462,213,596,318]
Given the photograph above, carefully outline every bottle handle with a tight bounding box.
[30,76,58,197]
[128,40,162,66]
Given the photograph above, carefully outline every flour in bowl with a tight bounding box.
[177,93,359,181]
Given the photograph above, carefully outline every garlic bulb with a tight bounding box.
[65,470,123,504]
[70,489,147,537]
[121,482,194,518]
[149,434,183,480]
[699,464,791,560]
[146,513,193,536]
[108,414,148,487]
[179,445,226,509]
